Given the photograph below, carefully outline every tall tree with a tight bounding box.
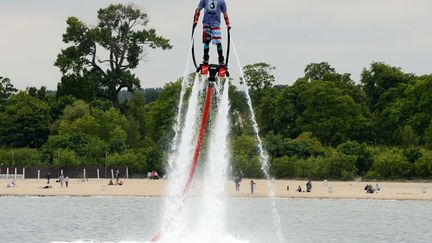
[242,63,276,91]
[360,62,411,110]
[55,4,172,107]
[0,76,17,104]
[304,62,351,82]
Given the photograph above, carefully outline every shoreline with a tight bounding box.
[1,179,431,201]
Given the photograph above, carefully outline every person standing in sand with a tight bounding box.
[59,174,65,188]
[250,180,256,194]
[115,170,120,184]
[65,176,69,188]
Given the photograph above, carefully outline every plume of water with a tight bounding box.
[167,40,194,169]
[198,79,231,238]
[162,74,203,238]
[232,39,285,242]
[159,79,248,243]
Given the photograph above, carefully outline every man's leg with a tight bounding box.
[203,27,211,64]
[203,40,210,64]
[217,43,224,66]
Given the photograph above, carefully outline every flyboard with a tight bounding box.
[150,24,231,242]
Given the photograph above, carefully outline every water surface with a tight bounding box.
[0,197,431,243]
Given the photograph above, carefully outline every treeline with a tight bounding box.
[1,61,432,180]
[1,4,431,180]
[0,75,181,176]
[229,62,432,180]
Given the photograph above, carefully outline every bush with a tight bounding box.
[270,156,296,178]
[294,152,357,180]
[366,148,412,179]
[0,148,43,167]
[53,148,81,168]
[414,150,432,178]
[107,150,146,174]
[337,141,374,175]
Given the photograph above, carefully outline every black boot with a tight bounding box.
[203,54,209,65]
[218,56,225,67]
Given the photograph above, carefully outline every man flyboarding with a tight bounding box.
[193,0,231,67]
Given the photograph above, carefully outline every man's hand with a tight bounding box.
[228,25,232,31]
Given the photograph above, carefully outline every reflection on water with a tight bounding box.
[0,197,431,243]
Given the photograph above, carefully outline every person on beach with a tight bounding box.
[46,172,51,184]
[375,183,381,192]
[59,173,65,188]
[65,176,69,188]
[115,170,120,184]
[296,185,302,192]
[234,176,240,192]
[306,180,312,192]
[6,180,17,188]
[108,179,114,185]
[193,0,231,66]
[364,184,374,193]
[250,180,256,194]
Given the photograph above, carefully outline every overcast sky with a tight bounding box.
[1,0,431,90]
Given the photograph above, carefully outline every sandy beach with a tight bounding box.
[1,178,431,200]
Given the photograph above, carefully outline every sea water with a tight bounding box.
[1,196,432,243]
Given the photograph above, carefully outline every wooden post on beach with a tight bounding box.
[126,167,129,179]
[60,169,63,175]
[23,168,25,179]
[97,169,100,179]
[14,168,17,179]
[38,170,40,180]
[7,168,9,176]
[83,168,86,180]
[111,169,114,179]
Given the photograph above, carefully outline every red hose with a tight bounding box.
[183,85,213,195]
[151,85,214,242]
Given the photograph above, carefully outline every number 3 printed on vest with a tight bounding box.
[208,0,218,12]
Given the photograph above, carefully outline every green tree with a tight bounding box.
[231,135,262,178]
[0,76,17,104]
[388,77,432,144]
[0,148,43,167]
[361,62,411,110]
[242,63,275,90]
[270,156,296,178]
[61,100,90,122]
[55,4,172,107]
[53,148,81,168]
[109,126,128,153]
[0,92,51,148]
[337,141,373,175]
[394,125,419,147]
[425,122,432,149]
[304,62,351,82]
[297,80,365,146]
[414,150,432,178]
[107,150,146,174]
[367,148,412,179]
[27,86,47,100]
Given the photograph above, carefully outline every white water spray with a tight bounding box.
[167,40,194,169]
[232,39,285,242]
[198,79,231,239]
[162,74,203,238]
